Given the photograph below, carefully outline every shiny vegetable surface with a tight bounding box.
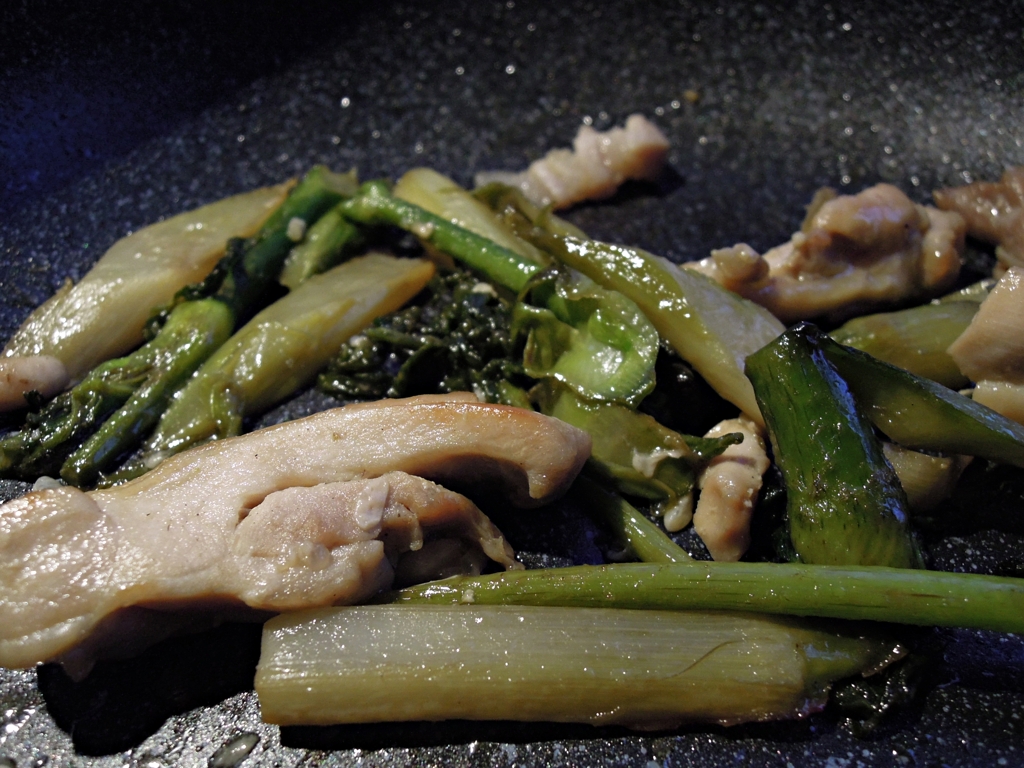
[341,181,541,292]
[820,331,1024,467]
[117,253,434,477]
[1,182,293,381]
[389,562,1024,633]
[830,300,978,387]
[537,233,784,423]
[257,605,895,728]
[746,323,923,568]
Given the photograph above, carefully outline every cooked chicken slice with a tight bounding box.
[948,267,1024,384]
[474,114,669,210]
[947,266,1024,425]
[1,181,293,396]
[691,417,770,562]
[934,166,1024,274]
[688,184,966,322]
[0,355,69,410]
[0,395,590,670]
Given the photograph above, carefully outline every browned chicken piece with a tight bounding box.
[688,184,966,323]
[948,266,1024,425]
[691,417,770,562]
[934,166,1024,274]
[0,394,590,673]
[474,114,670,210]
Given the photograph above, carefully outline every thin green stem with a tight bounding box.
[570,475,692,563]
[388,561,1024,634]
[341,181,541,292]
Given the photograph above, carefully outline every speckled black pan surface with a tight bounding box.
[1,1,1023,766]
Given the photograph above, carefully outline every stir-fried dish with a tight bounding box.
[2,116,1024,731]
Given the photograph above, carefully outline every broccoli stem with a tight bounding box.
[388,562,1024,633]
[340,181,541,292]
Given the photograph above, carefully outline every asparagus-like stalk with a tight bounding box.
[29,167,350,487]
[340,181,541,292]
[388,562,1024,633]
[257,604,895,728]
[278,186,363,290]
[109,253,434,480]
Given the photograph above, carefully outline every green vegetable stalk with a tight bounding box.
[569,475,692,563]
[0,167,352,486]
[830,301,978,388]
[257,604,897,728]
[111,253,434,480]
[340,180,541,292]
[820,332,1024,468]
[746,323,923,568]
[278,181,364,290]
[388,561,1024,633]
[0,300,232,480]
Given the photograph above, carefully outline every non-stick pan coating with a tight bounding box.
[1,1,1022,766]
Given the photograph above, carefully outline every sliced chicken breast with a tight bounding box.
[0,394,590,671]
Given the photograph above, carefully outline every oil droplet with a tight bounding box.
[209,732,259,767]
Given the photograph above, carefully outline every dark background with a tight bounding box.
[1,1,1023,766]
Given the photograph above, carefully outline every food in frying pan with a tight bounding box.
[256,605,897,728]
[0,180,294,409]
[946,265,1024,424]
[1,113,1023,731]
[115,252,434,480]
[686,183,966,322]
[0,394,588,675]
[474,113,670,210]
[0,168,355,485]
[934,165,1024,274]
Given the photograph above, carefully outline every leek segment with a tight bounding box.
[820,333,1024,468]
[830,301,978,388]
[746,324,923,568]
[257,605,891,728]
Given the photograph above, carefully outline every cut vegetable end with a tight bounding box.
[256,605,887,728]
